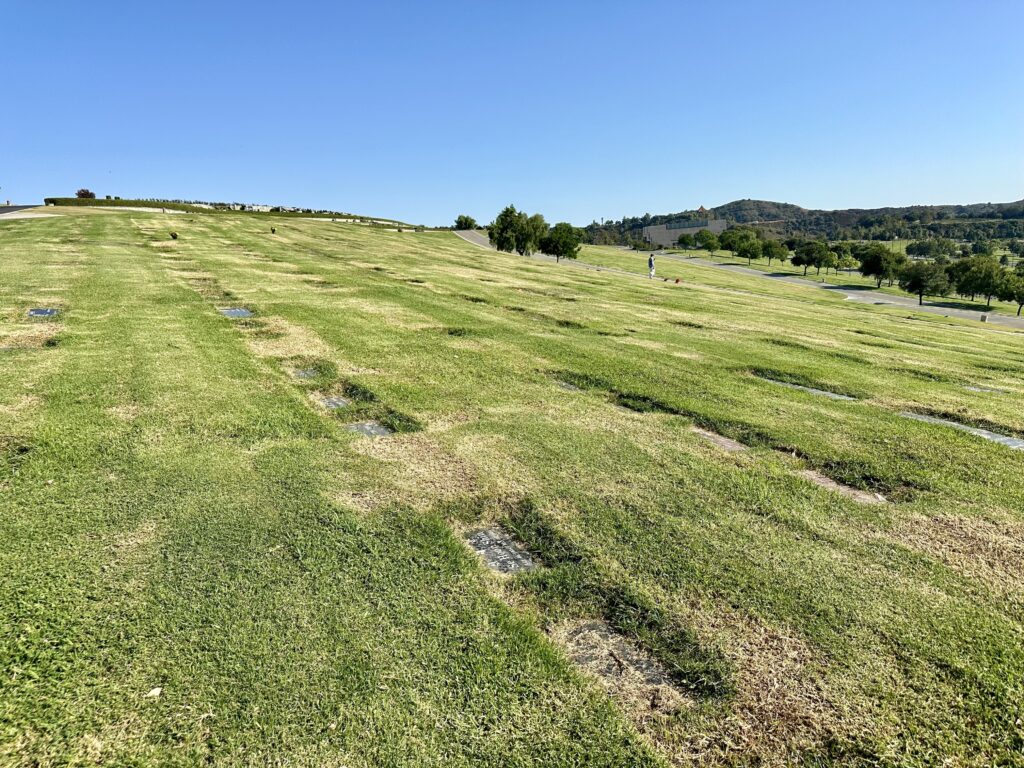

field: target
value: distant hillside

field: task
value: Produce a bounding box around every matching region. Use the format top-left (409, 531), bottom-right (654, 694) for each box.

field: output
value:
top-left (585, 198), bottom-right (1024, 244)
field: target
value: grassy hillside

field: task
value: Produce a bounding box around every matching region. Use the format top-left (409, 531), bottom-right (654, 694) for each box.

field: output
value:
top-left (1, 209), bottom-right (1022, 766)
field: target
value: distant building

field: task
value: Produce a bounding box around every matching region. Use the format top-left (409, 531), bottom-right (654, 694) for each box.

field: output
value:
top-left (641, 215), bottom-right (728, 248)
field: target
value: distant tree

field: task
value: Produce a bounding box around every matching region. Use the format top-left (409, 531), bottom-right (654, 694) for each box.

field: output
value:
top-left (676, 232), bottom-right (695, 248)
top-left (488, 205), bottom-right (521, 253)
top-left (76, 188), bottom-right (96, 199)
top-left (695, 229), bottom-right (719, 255)
top-left (1000, 254), bottom-right (1011, 266)
top-left (719, 226), bottom-right (761, 255)
top-left (540, 222), bottom-right (584, 263)
top-left (972, 239), bottom-right (995, 256)
top-left (1008, 239), bottom-right (1024, 257)
top-left (735, 237), bottom-right (763, 265)
top-left (997, 272), bottom-right (1024, 315)
top-left (454, 214), bottom-right (477, 230)
top-left (899, 261), bottom-right (950, 305)
top-left (817, 249), bottom-right (839, 275)
top-left (857, 242), bottom-right (906, 286)
top-left (837, 253), bottom-right (859, 274)
top-left (518, 213), bottom-right (548, 256)
top-left (761, 238), bottom-right (788, 266)
top-left (794, 240), bottom-right (830, 276)
top-left (960, 256), bottom-right (1003, 306)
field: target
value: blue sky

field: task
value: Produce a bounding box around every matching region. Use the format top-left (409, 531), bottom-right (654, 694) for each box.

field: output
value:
top-left (2, 1), bottom-right (1022, 225)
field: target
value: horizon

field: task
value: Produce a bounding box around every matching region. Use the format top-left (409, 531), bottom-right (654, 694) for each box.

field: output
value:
top-left (3, 1), bottom-right (1023, 226)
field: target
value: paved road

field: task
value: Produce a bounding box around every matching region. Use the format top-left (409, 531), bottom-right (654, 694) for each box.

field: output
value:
top-left (452, 232), bottom-right (1024, 331)
top-left (0, 205), bottom-right (55, 220)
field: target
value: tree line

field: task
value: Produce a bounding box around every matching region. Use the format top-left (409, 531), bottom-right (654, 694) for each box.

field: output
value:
top-left (676, 227), bottom-right (1024, 314)
top-left (454, 206), bottom-right (584, 263)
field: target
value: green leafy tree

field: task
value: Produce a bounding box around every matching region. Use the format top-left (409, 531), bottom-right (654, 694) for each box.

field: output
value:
top-left (858, 242), bottom-right (906, 286)
top-left (517, 213), bottom-right (548, 256)
top-left (676, 233), bottom-right (695, 248)
top-left (1008, 239), bottom-right (1024, 257)
top-left (837, 253), bottom-right (859, 274)
top-left (899, 261), bottom-right (950, 305)
top-left (817, 249), bottom-right (839, 275)
top-left (761, 238), bottom-right (788, 267)
top-left (695, 229), bottom-right (719, 255)
top-left (488, 205), bottom-right (522, 253)
top-left (961, 256), bottom-right (1003, 306)
top-left (997, 272), bottom-right (1024, 315)
top-left (794, 241), bottom-right (830, 276)
top-left (76, 188), bottom-right (96, 199)
top-left (454, 214), bottom-right (477, 230)
top-left (540, 222), bottom-right (583, 263)
top-left (735, 237), bottom-right (763, 265)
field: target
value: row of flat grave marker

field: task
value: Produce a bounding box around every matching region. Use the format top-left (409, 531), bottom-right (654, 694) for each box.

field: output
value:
top-left (900, 412), bottom-right (1024, 451)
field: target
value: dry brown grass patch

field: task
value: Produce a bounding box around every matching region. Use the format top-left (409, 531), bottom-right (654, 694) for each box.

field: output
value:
top-left (0, 324), bottom-right (64, 349)
top-left (243, 316), bottom-right (331, 359)
top-left (345, 433), bottom-right (478, 511)
top-left (662, 595), bottom-right (849, 766)
top-left (888, 514), bottom-right (1024, 595)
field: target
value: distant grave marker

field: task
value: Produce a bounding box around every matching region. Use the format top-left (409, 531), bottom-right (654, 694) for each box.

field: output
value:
top-left (757, 376), bottom-right (856, 401)
top-left (27, 308), bottom-right (59, 318)
top-left (345, 420), bottom-right (392, 437)
top-left (218, 307), bottom-right (253, 319)
top-left (798, 469), bottom-right (886, 504)
top-left (901, 412), bottom-right (1024, 450)
top-left (465, 528), bottom-right (536, 574)
top-left (293, 368), bottom-right (318, 379)
top-left (556, 380), bottom-right (582, 392)
top-left (691, 426), bottom-right (747, 453)
top-left (320, 395), bottom-right (350, 409)
top-left (964, 385), bottom-right (1006, 394)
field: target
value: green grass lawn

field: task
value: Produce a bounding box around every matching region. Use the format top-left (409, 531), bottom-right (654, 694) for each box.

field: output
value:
top-left (2, 209), bottom-right (1023, 766)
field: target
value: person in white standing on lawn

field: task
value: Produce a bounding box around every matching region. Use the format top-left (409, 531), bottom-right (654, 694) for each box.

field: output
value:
top-left (648, 252), bottom-right (656, 278)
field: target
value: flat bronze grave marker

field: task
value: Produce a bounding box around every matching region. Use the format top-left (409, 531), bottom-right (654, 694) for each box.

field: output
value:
top-left (27, 308), bottom-right (59, 318)
top-left (901, 412), bottom-right (1024, 450)
top-left (758, 377), bottom-right (855, 401)
top-left (218, 307), bottom-right (253, 319)
top-left (320, 395), bottom-right (350, 409)
top-left (345, 421), bottom-right (392, 437)
top-left (465, 528), bottom-right (536, 574)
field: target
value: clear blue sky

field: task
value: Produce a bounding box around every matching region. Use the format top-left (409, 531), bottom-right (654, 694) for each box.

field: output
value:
top-left (3, 1), bottom-right (1022, 225)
